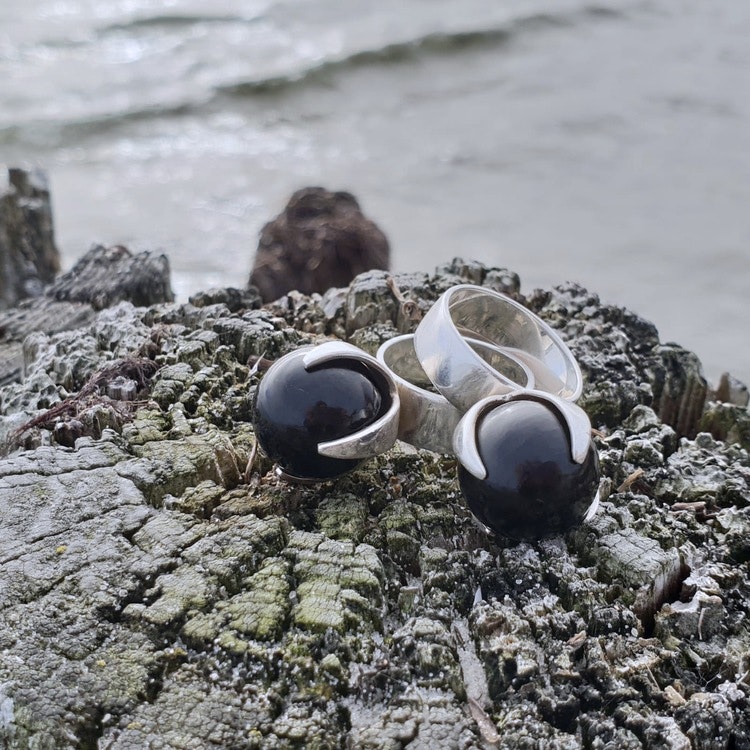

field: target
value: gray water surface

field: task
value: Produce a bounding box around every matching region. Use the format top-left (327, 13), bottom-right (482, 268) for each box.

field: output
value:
top-left (2, 0), bottom-right (749, 384)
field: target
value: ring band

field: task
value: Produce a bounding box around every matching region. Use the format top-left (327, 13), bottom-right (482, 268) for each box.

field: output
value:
top-left (413, 284), bottom-right (583, 411)
top-left (377, 333), bottom-right (536, 453)
top-left (377, 334), bottom-right (459, 453)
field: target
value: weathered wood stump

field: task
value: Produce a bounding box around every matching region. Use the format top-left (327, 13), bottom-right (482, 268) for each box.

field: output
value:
top-left (0, 243), bottom-right (175, 387)
top-left (0, 258), bottom-right (748, 749)
top-left (46, 243), bottom-right (174, 310)
top-left (0, 166), bottom-right (60, 308)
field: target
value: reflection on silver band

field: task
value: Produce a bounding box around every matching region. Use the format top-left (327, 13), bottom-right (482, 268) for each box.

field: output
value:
top-left (377, 334), bottom-right (461, 453)
top-left (377, 333), bottom-right (537, 453)
top-left (414, 285), bottom-right (583, 412)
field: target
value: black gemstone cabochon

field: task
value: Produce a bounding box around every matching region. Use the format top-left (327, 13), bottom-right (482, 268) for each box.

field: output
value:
top-left (458, 399), bottom-right (600, 539)
top-left (253, 349), bottom-right (389, 480)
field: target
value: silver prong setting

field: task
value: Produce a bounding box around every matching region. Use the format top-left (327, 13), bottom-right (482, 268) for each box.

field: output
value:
top-left (303, 341), bottom-right (401, 461)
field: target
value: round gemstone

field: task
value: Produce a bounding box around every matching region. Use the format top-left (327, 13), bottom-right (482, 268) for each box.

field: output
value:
top-left (252, 348), bottom-right (389, 480)
top-left (458, 399), bottom-right (600, 539)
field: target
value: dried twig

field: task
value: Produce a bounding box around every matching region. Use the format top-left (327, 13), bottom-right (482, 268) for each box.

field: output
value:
top-left (567, 631), bottom-right (587, 649)
top-left (14, 357), bottom-right (160, 439)
top-left (617, 468), bottom-right (645, 493)
top-left (247, 352), bottom-right (273, 375)
top-left (467, 696), bottom-right (500, 746)
top-left (671, 500), bottom-right (718, 522)
top-left (386, 276), bottom-right (422, 324)
top-left (244, 441), bottom-right (259, 484)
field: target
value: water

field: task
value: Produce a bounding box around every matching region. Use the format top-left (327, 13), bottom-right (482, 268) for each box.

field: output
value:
top-left (2, 0), bottom-right (749, 385)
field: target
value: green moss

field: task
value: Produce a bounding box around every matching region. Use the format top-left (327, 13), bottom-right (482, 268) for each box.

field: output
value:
top-left (169, 479), bottom-right (226, 517)
top-left (293, 585), bottom-right (346, 633)
top-left (181, 610), bottom-right (221, 644)
top-left (143, 567), bottom-right (215, 627)
top-left (85, 633), bottom-right (162, 712)
top-left (315, 493), bottom-right (368, 541)
top-left (227, 558), bottom-right (292, 641)
top-left (150, 362), bottom-right (195, 409)
top-left (385, 530), bottom-right (420, 575)
top-left (171, 337), bottom-right (217, 371)
top-left (378, 499), bottom-right (419, 532)
top-left (121, 408), bottom-right (170, 445)
top-left (119, 429), bottom-right (248, 506)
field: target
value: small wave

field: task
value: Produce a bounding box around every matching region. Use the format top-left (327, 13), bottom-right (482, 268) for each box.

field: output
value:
top-left (219, 5), bottom-right (625, 99)
top-left (2, 3), bottom-right (627, 142)
top-left (23, 13), bottom-right (259, 54)
top-left (220, 26), bottom-right (521, 98)
top-left (581, 4), bottom-right (626, 19)
top-left (0, 100), bottom-right (204, 147)
top-left (99, 13), bottom-right (255, 33)
top-left (72, 101), bottom-right (201, 133)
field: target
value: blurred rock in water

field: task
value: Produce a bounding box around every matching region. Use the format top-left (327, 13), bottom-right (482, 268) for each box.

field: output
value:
top-left (249, 187), bottom-right (390, 302)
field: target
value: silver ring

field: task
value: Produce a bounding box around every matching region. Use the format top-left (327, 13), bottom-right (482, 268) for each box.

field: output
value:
top-left (377, 334), bottom-right (460, 453)
top-left (377, 333), bottom-right (536, 453)
top-left (303, 342), bottom-right (400, 459)
top-left (453, 391), bottom-right (594, 479)
top-left (251, 283), bottom-right (599, 538)
top-left (252, 340), bottom-right (400, 482)
top-left (413, 284), bottom-right (583, 412)
top-left (452, 390), bottom-right (600, 539)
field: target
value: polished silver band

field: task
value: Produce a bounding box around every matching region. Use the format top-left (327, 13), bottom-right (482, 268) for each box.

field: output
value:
top-left (413, 284), bottom-right (583, 412)
top-left (377, 334), bottom-right (459, 453)
top-left (377, 333), bottom-right (537, 453)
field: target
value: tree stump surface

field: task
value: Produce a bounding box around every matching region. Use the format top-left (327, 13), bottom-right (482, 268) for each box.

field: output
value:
top-left (0, 260), bottom-right (748, 749)
top-left (0, 243), bottom-right (175, 388)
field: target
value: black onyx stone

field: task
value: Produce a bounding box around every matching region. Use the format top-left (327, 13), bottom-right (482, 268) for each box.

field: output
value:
top-left (253, 348), bottom-right (389, 480)
top-left (458, 399), bottom-right (600, 540)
